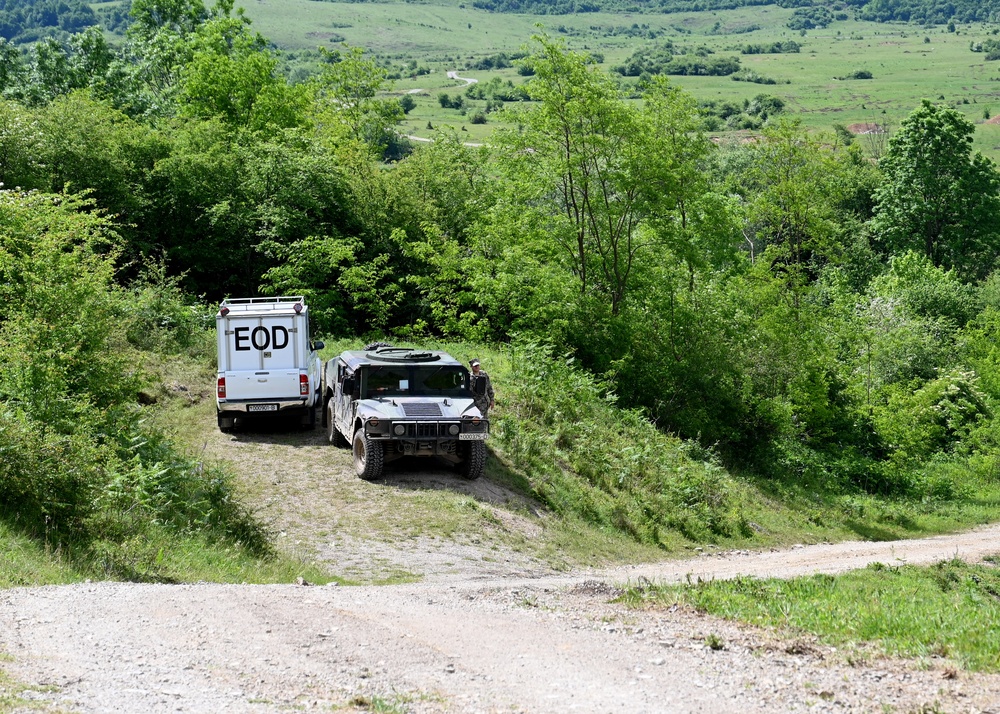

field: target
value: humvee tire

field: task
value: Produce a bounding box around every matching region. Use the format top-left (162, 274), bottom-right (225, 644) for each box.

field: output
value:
top-left (460, 440), bottom-right (486, 480)
top-left (353, 428), bottom-right (384, 480)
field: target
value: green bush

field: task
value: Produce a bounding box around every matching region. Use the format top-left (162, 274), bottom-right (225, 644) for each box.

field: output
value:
top-left (0, 190), bottom-right (268, 577)
top-left (490, 341), bottom-right (750, 547)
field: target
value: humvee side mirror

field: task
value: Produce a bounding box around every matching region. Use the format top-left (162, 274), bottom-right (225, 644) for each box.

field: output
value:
top-left (312, 340), bottom-right (325, 351)
top-left (473, 377), bottom-right (487, 395)
top-left (343, 377), bottom-right (355, 395)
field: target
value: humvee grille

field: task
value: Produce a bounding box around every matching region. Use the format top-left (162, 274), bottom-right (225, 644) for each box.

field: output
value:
top-left (402, 403), bottom-right (443, 417)
top-left (412, 423), bottom-right (440, 438)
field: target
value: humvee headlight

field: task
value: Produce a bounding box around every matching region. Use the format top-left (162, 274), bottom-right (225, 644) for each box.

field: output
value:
top-left (471, 417), bottom-right (481, 426)
top-left (448, 424), bottom-right (460, 436)
top-left (393, 423), bottom-right (406, 436)
top-left (368, 417), bottom-right (380, 428)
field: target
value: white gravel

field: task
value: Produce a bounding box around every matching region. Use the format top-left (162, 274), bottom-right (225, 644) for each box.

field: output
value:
top-left (2, 556), bottom-right (1000, 713)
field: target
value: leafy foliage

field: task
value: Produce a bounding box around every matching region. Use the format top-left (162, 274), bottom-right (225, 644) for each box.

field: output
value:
top-left (869, 100), bottom-right (1000, 281)
top-left (0, 190), bottom-right (268, 579)
top-left (491, 342), bottom-right (752, 544)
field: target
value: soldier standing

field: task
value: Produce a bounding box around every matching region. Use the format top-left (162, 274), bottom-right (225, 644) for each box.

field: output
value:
top-left (469, 358), bottom-right (495, 418)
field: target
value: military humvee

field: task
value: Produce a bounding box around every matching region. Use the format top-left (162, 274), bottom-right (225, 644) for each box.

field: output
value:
top-left (322, 345), bottom-right (489, 480)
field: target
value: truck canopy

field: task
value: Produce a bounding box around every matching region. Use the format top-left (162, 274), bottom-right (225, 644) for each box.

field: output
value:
top-left (218, 297), bottom-right (310, 401)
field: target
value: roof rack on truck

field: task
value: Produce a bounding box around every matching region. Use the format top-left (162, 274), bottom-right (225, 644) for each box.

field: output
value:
top-left (218, 296), bottom-right (307, 314)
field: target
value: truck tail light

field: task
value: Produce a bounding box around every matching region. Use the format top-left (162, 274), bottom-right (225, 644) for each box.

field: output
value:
top-left (217, 377), bottom-right (226, 399)
top-left (300, 373), bottom-right (309, 395)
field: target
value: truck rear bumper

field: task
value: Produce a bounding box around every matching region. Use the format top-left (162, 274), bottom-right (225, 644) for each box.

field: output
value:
top-left (217, 399), bottom-right (311, 416)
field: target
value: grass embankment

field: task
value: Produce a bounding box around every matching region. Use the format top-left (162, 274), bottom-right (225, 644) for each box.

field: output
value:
top-left (441, 340), bottom-right (1000, 551)
top-left (624, 557), bottom-right (1000, 672)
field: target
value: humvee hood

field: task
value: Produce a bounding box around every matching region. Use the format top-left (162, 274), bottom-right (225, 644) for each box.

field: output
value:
top-left (355, 397), bottom-right (482, 420)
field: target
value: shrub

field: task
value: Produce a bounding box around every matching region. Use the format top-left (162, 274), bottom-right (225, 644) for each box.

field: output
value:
top-left (489, 342), bottom-right (750, 547)
top-left (0, 190), bottom-right (268, 574)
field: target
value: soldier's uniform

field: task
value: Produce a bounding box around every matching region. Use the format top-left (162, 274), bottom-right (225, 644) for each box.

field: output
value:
top-left (469, 363), bottom-right (494, 418)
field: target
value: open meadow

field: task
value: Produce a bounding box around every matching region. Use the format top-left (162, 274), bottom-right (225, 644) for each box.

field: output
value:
top-left (237, 0), bottom-right (1000, 155)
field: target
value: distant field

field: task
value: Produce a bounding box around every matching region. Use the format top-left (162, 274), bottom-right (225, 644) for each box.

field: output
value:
top-left (236, 0), bottom-right (1000, 157)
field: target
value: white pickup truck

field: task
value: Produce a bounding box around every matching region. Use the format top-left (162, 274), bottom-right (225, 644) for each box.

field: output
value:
top-left (215, 296), bottom-right (324, 432)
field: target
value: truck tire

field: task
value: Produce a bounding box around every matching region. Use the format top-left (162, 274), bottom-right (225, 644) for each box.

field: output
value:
top-left (301, 404), bottom-right (317, 430)
top-left (459, 440), bottom-right (486, 480)
top-left (353, 428), bottom-right (384, 481)
top-left (327, 402), bottom-right (349, 447)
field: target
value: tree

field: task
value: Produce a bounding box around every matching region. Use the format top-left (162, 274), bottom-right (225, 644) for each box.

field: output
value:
top-left (311, 46), bottom-right (403, 158)
top-left (729, 120), bottom-right (843, 268)
top-left (176, 17), bottom-right (310, 132)
top-left (638, 75), bottom-right (738, 288)
top-left (129, 0), bottom-right (208, 39)
top-left (0, 100), bottom-right (45, 191)
top-left (0, 38), bottom-right (24, 92)
top-left (101, 0), bottom-right (216, 119)
top-left (21, 37), bottom-right (71, 106)
top-left (69, 26), bottom-right (114, 91)
top-left (33, 92), bottom-right (168, 271)
top-left (492, 36), bottom-right (715, 316)
top-left (869, 100), bottom-right (1000, 281)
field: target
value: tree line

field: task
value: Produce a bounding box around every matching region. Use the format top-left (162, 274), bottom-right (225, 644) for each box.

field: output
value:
top-left (467, 0), bottom-right (1000, 24)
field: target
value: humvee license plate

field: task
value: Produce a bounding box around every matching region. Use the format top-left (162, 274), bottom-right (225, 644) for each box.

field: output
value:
top-left (247, 403), bottom-right (278, 413)
top-left (459, 433), bottom-right (487, 440)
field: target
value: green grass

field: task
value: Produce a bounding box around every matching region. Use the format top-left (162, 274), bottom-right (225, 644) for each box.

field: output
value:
top-left (236, 0), bottom-right (1000, 158)
top-left (625, 557), bottom-right (1000, 671)
top-left (0, 513), bottom-right (341, 587)
top-left (0, 521), bottom-right (82, 588)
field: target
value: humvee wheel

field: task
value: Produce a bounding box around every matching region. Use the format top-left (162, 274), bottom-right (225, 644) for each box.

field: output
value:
top-left (327, 402), bottom-right (349, 447)
top-left (353, 428), bottom-right (384, 480)
top-left (460, 440), bottom-right (486, 480)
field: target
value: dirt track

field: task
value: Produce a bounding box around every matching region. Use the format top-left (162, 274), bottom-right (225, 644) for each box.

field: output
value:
top-left (2, 416), bottom-right (1000, 713)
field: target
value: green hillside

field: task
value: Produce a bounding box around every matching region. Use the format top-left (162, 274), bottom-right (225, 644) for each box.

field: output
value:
top-left (231, 0), bottom-right (1000, 158)
top-left (2, 0), bottom-right (1000, 598)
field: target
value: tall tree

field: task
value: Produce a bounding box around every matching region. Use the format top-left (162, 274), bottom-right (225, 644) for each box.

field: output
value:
top-left (492, 36), bottom-right (715, 316)
top-left (869, 100), bottom-right (1000, 281)
top-left (176, 16), bottom-right (309, 132)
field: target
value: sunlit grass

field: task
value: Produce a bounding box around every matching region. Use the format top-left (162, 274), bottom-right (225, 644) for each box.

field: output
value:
top-left (0, 521), bottom-right (82, 588)
top-left (238, 0), bottom-right (1000, 161)
top-left (626, 558), bottom-right (1000, 671)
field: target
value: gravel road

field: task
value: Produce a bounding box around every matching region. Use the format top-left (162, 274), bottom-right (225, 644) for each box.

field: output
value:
top-left (2, 413), bottom-right (1000, 713)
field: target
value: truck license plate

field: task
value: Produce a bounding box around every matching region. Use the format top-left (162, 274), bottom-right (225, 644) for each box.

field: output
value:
top-left (459, 433), bottom-right (487, 440)
top-left (247, 403), bottom-right (278, 413)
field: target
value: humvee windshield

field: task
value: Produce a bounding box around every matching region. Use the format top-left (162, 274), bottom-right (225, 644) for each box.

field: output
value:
top-left (365, 366), bottom-right (469, 398)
